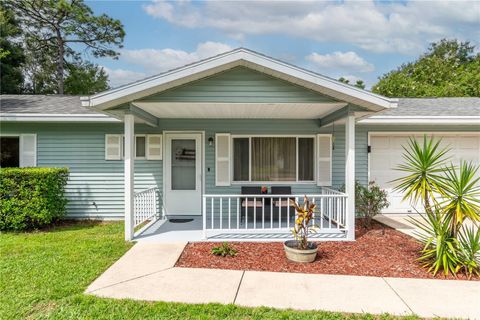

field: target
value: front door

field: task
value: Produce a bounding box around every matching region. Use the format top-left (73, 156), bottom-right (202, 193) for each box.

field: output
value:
top-left (165, 133), bottom-right (202, 215)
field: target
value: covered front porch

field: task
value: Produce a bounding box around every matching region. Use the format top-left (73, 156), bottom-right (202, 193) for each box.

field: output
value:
top-left (81, 48), bottom-right (397, 242)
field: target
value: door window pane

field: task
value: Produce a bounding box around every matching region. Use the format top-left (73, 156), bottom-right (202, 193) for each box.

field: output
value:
top-left (136, 136), bottom-right (146, 157)
top-left (171, 139), bottom-right (196, 190)
top-left (251, 137), bottom-right (296, 181)
top-left (298, 138), bottom-right (314, 181)
top-left (0, 137), bottom-right (20, 167)
top-left (233, 138), bottom-right (249, 181)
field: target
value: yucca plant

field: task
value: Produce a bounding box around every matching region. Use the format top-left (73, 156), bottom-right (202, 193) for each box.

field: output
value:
top-left (393, 135), bottom-right (449, 215)
top-left (458, 226), bottom-right (480, 279)
top-left (411, 211), bottom-right (460, 276)
top-left (439, 161), bottom-right (480, 237)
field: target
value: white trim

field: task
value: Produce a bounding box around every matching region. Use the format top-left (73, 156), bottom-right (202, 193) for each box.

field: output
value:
top-left (124, 114), bottom-right (135, 241)
top-left (231, 134), bottom-right (316, 184)
top-left (82, 48), bottom-right (396, 111)
top-left (0, 113), bottom-right (119, 122)
top-left (360, 116), bottom-right (480, 125)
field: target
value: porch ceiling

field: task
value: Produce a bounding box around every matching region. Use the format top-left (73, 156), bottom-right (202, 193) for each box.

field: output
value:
top-left (131, 101), bottom-right (348, 119)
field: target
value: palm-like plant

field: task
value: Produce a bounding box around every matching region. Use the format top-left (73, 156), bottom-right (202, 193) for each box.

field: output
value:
top-left (411, 212), bottom-right (460, 276)
top-left (393, 136), bottom-right (450, 215)
top-left (458, 226), bottom-right (480, 279)
top-left (290, 196), bottom-right (316, 250)
top-left (440, 161), bottom-right (480, 236)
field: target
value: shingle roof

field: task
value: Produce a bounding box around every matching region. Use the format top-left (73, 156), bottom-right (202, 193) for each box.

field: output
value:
top-left (0, 95), bottom-right (92, 114)
top-left (379, 98), bottom-right (480, 117)
top-left (1, 95), bottom-right (479, 117)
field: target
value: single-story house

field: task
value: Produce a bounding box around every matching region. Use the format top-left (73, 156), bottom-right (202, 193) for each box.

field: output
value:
top-left (1, 48), bottom-right (479, 242)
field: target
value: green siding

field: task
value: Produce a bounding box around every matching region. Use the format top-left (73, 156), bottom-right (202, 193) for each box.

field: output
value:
top-left (2, 121), bottom-right (478, 219)
top-left (138, 66), bottom-right (336, 103)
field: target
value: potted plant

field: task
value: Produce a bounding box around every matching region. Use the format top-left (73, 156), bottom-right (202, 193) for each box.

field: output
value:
top-left (284, 195), bottom-right (318, 263)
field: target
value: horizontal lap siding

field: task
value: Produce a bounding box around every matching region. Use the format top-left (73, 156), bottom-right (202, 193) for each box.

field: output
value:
top-left (140, 66), bottom-right (336, 103)
top-left (1, 123), bottom-right (162, 220)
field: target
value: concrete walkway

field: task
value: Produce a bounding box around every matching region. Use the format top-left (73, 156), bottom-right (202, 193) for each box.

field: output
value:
top-left (86, 243), bottom-right (480, 319)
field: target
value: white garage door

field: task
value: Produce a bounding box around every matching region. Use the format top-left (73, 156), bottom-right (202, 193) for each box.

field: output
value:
top-left (369, 133), bottom-right (480, 213)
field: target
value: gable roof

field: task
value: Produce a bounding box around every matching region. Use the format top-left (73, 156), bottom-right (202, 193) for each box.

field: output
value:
top-left (81, 48), bottom-right (397, 112)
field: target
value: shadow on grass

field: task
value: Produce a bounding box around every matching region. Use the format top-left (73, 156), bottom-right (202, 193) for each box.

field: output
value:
top-left (1, 219), bottom-right (121, 235)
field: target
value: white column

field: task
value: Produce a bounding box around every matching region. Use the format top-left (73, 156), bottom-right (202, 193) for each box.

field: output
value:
top-left (345, 113), bottom-right (356, 241)
top-left (124, 114), bottom-right (135, 241)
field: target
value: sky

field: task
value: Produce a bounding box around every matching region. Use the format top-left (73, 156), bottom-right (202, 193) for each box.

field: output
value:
top-left (86, 0), bottom-right (480, 89)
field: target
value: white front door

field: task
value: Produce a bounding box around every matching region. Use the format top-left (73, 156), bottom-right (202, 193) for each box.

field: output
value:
top-left (165, 133), bottom-right (202, 215)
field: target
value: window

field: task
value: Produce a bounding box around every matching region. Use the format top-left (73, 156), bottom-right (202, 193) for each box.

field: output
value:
top-left (135, 136), bottom-right (146, 158)
top-left (0, 137), bottom-right (20, 167)
top-left (232, 136), bottom-right (315, 182)
top-left (109, 134), bottom-right (160, 160)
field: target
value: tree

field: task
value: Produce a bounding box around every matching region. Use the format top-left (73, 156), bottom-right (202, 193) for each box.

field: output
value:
top-left (338, 77), bottom-right (366, 89)
top-left (0, 5), bottom-right (25, 93)
top-left (8, 0), bottom-right (124, 94)
top-left (64, 61), bottom-right (109, 95)
top-left (372, 39), bottom-right (480, 97)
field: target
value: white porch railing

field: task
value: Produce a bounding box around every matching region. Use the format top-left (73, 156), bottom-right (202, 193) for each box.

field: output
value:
top-left (134, 187), bottom-right (159, 228)
top-left (202, 188), bottom-right (348, 239)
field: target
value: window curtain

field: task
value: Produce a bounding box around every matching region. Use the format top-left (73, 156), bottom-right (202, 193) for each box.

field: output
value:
top-left (251, 137), bottom-right (296, 181)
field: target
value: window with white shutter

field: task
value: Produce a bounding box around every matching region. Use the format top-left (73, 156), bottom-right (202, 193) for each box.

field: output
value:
top-left (105, 134), bottom-right (122, 160)
top-left (317, 134), bottom-right (332, 186)
top-left (216, 133), bottom-right (231, 186)
top-left (19, 134), bottom-right (36, 167)
top-left (146, 134), bottom-right (162, 160)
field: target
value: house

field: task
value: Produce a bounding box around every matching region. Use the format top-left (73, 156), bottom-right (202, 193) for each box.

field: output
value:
top-left (1, 48), bottom-right (479, 242)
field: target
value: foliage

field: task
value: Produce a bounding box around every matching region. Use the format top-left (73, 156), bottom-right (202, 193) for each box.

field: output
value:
top-left (355, 181), bottom-right (389, 228)
top-left (440, 162), bottom-right (480, 236)
top-left (0, 167), bottom-right (69, 230)
top-left (396, 135), bottom-right (480, 277)
top-left (410, 212), bottom-right (460, 276)
top-left (211, 242), bottom-right (238, 257)
top-left (64, 60), bottom-right (109, 94)
top-left (290, 196), bottom-right (317, 250)
top-left (393, 135), bottom-right (449, 215)
top-left (0, 5), bottom-right (25, 93)
top-left (372, 39), bottom-right (480, 97)
top-left (1, 221), bottom-right (407, 319)
top-left (457, 226), bottom-right (480, 279)
top-left (338, 77), bottom-right (366, 89)
top-left (7, 0), bottom-right (124, 94)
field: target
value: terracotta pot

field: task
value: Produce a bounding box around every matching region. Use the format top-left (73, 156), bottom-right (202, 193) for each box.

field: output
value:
top-left (284, 240), bottom-right (318, 263)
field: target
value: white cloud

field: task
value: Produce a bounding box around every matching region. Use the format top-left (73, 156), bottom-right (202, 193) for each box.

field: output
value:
top-left (120, 41), bottom-right (233, 73)
top-left (306, 51), bottom-right (374, 73)
top-left (103, 67), bottom-right (147, 88)
top-left (142, 0), bottom-right (479, 55)
top-left (103, 41), bottom-right (233, 87)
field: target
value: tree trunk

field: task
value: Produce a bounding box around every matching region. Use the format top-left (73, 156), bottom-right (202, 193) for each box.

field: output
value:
top-left (56, 30), bottom-right (64, 94)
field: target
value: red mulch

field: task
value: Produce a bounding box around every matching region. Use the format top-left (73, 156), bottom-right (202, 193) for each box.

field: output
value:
top-left (175, 219), bottom-right (479, 281)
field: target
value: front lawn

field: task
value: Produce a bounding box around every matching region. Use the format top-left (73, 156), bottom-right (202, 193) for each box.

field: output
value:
top-left (0, 221), bottom-right (416, 319)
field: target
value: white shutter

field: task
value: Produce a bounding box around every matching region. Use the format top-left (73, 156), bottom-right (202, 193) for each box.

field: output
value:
top-left (105, 134), bottom-right (122, 160)
top-left (20, 134), bottom-right (37, 167)
top-left (146, 134), bottom-right (162, 160)
top-left (216, 133), bottom-right (231, 186)
top-left (317, 134), bottom-right (332, 186)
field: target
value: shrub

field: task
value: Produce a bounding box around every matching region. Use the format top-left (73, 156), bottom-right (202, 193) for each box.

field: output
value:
top-left (458, 226), bottom-right (480, 279)
top-left (211, 242), bottom-right (237, 257)
top-left (341, 181), bottom-right (389, 228)
top-left (0, 167), bottom-right (69, 230)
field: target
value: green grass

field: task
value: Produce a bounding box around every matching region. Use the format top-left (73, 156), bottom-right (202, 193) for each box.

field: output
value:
top-left (0, 221), bottom-right (418, 319)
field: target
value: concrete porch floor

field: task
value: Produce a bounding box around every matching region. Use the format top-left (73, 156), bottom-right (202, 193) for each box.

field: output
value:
top-left (134, 216), bottom-right (346, 243)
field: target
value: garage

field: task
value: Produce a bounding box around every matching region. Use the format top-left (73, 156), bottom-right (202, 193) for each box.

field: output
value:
top-left (369, 132), bottom-right (480, 213)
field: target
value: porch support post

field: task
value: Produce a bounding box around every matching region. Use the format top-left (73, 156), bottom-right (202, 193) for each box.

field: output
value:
top-left (345, 113), bottom-right (356, 241)
top-left (124, 114), bottom-right (135, 241)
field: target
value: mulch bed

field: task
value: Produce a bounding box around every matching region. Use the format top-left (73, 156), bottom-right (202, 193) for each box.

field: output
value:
top-left (175, 219), bottom-right (479, 281)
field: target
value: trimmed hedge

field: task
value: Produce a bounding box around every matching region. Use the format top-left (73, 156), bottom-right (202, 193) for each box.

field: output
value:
top-left (0, 167), bottom-right (69, 230)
